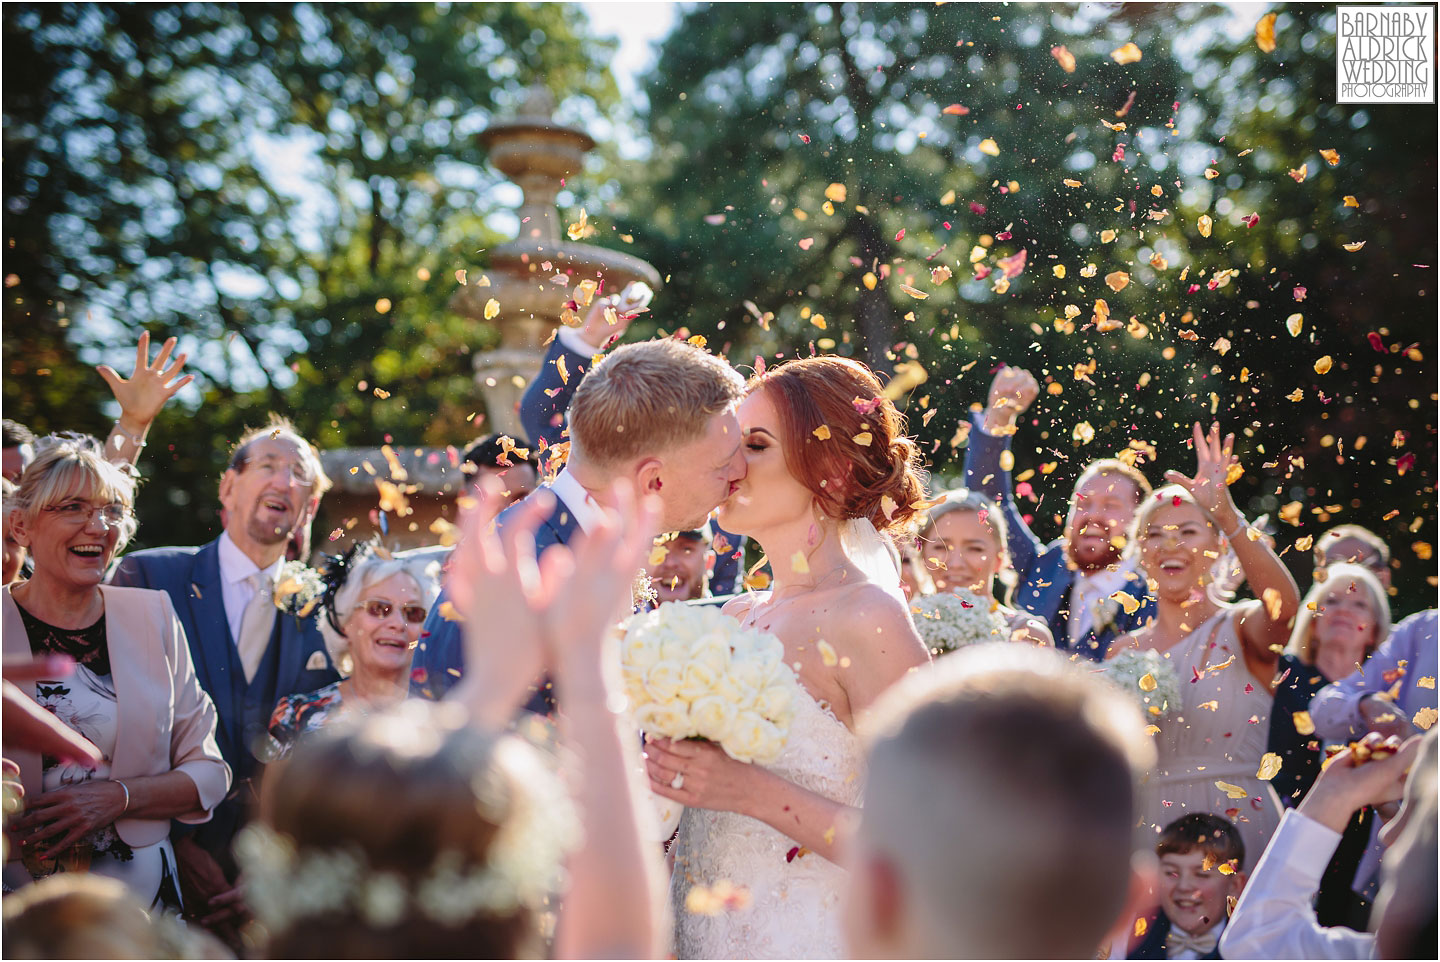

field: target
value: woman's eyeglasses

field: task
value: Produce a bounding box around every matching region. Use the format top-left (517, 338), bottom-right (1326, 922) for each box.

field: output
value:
top-left (361, 599), bottom-right (428, 624)
top-left (44, 500), bottom-right (128, 527)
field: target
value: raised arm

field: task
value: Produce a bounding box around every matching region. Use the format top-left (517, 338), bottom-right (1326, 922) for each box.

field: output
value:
top-left (97, 331), bottom-right (193, 469)
top-left (965, 366), bottom-right (1045, 577)
top-left (1166, 422), bottom-right (1300, 680)
top-left (1310, 611), bottom-right (1435, 741)
top-left (519, 290), bottom-right (642, 448)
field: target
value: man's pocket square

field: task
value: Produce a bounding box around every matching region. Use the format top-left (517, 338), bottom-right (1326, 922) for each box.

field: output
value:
top-left (305, 651), bottom-right (329, 671)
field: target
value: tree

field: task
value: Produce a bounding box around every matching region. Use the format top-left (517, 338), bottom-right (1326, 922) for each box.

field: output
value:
top-left (605, 2), bottom-right (1434, 613)
top-left (4, 2), bottom-right (617, 542)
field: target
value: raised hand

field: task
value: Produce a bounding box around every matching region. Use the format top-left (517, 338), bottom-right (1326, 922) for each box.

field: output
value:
top-left (1164, 422), bottom-right (1240, 524)
top-left (577, 282), bottom-right (652, 351)
top-left (983, 365), bottom-right (1039, 434)
top-left (96, 331), bottom-right (194, 431)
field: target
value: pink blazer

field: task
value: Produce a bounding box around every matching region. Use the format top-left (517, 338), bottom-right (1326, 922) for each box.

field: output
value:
top-left (3, 584), bottom-right (231, 847)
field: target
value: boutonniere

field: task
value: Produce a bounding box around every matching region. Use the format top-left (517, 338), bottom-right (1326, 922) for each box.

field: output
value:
top-left (1092, 596), bottom-right (1123, 637)
top-left (274, 561), bottom-right (325, 617)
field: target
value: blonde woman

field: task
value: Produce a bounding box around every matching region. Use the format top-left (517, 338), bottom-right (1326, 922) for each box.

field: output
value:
top-left (3, 436), bottom-right (228, 909)
top-left (918, 488), bottom-right (1053, 646)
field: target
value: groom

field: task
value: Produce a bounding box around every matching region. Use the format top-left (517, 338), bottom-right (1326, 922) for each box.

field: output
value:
top-left (411, 335), bottom-right (748, 705)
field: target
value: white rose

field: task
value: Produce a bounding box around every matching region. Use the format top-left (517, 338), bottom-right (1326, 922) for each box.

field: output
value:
top-left (622, 632), bottom-right (661, 673)
top-left (753, 683), bottom-right (794, 723)
top-left (660, 634), bottom-right (694, 662)
top-left (634, 700), bottom-right (695, 739)
top-left (690, 694), bottom-right (740, 742)
top-left (723, 711), bottom-right (785, 764)
top-left (689, 631), bottom-right (732, 675)
top-left (728, 651), bottom-right (777, 691)
top-left (676, 660), bottom-right (721, 701)
top-left (644, 660), bottom-right (686, 703)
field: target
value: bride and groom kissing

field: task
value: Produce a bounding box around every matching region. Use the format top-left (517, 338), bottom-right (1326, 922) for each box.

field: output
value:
top-left (412, 335), bottom-right (931, 957)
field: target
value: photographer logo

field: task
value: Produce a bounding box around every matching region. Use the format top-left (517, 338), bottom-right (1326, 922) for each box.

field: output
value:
top-left (1336, 6), bottom-right (1435, 103)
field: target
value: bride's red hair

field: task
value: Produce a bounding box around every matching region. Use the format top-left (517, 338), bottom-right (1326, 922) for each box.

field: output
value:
top-left (749, 355), bottom-right (924, 534)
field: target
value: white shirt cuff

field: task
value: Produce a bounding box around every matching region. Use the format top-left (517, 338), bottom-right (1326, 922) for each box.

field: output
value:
top-left (1274, 809), bottom-right (1344, 879)
top-left (557, 325), bottom-right (602, 357)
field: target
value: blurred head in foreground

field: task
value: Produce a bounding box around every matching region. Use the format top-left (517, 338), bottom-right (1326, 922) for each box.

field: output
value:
top-left (240, 701), bottom-right (575, 959)
top-left (2, 873), bottom-right (230, 959)
top-left (1374, 729), bottom-right (1438, 959)
top-left (846, 644), bottom-right (1156, 959)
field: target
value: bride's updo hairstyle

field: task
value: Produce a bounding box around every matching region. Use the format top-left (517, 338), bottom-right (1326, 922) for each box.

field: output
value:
top-left (238, 701), bottom-right (575, 959)
top-left (750, 356), bottom-right (924, 534)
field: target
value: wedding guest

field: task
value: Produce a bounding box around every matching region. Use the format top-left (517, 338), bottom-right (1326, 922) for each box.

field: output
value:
top-left (1310, 609), bottom-right (1437, 744)
top-left (1270, 564), bottom-right (1392, 807)
top-left (3, 477), bottom-right (25, 585)
top-left (1306, 607), bottom-right (1437, 921)
top-left (1128, 814), bottom-right (1246, 960)
top-left (3, 419), bottom-right (37, 483)
top-left (518, 289), bottom-right (748, 595)
top-left (265, 543), bottom-right (440, 759)
top-left (1220, 731), bottom-right (1434, 960)
top-left (2, 872), bottom-right (232, 959)
top-left (109, 415), bottom-right (337, 943)
top-left (896, 537), bottom-right (935, 600)
top-left (1314, 524), bottom-right (1392, 590)
top-left (1269, 564), bottom-right (1391, 927)
top-left (918, 488), bottom-right (1053, 646)
top-left (846, 644), bottom-right (1156, 959)
top-left (3, 437), bottom-right (229, 910)
top-left (1108, 423), bottom-right (1299, 861)
top-left (461, 432), bottom-right (539, 504)
top-left (413, 337), bottom-right (748, 705)
top-left (240, 477), bottom-right (664, 959)
top-left (965, 365), bottom-right (1155, 658)
top-left (646, 526), bottom-right (711, 603)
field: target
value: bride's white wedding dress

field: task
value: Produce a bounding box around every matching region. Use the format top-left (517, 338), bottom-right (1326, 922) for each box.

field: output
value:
top-left (667, 682), bottom-right (865, 960)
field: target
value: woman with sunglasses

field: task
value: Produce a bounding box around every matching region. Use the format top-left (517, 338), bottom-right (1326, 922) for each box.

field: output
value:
top-left (265, 542), bottom-right (439, 759)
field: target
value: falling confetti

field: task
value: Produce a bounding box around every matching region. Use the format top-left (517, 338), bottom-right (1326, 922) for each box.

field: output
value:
top-left (1255, 12), bottom-right (1278, 52)
top-left (1110, 42), bottom-right (1143, 65)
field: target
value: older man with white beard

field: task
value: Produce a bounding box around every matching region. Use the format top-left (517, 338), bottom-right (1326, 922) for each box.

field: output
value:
top-left (963, 366), bottom-right (1156, 659)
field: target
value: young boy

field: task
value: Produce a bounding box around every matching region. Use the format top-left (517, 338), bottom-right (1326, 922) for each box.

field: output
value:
top-left (1129, 813), bottom-right (1247, 959)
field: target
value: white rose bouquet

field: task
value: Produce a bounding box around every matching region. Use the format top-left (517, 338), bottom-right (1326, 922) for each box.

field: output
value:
top-left (1105, 648), bottom-right (1181, 719)
top-left (621, 602), bottom-right (800, 766)
top-left (910, 589), bottom-right (1009, 655)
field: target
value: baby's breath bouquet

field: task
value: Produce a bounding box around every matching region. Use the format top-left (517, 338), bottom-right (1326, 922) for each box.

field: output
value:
top-left (909, 589), bottom-right (1009, 656)
top-left (1105, 648), bottom-right (1181, 719)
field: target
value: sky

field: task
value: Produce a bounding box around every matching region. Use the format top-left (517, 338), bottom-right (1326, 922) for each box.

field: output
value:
top-left (580, 0), bottom-right (681, 101)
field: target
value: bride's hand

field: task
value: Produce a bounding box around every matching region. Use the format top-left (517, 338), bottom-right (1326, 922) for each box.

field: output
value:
top-left (645, 737), bottom-right (761, 815)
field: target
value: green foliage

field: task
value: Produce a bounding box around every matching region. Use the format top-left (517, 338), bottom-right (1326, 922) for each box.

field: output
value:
top-left (609, 2), bottom-right (1435, 612)
top-left (4, 2), bottom-right (616, 545)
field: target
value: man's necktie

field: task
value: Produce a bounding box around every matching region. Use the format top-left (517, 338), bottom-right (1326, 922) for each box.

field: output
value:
top-left (236, 571), bottom-right (276, 683)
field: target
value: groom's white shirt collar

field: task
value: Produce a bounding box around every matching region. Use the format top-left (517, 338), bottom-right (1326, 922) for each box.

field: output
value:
top-left (547, 468), bottom-right (603, 535)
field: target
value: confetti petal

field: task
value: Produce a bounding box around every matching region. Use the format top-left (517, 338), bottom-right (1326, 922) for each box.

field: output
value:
top-left (1257, 752), bottom-right (1283, 780)
top-left (1255, 12), bottom-right (1278, 53)
top-left (1215, 780), bottom-right (1249, 800)
top-left (1110, 42), bottom-right (1143, 65)
top-left (817, 640), bottom-right (838, 667)
top-left (1051, 45), bottom-right (1077, 73)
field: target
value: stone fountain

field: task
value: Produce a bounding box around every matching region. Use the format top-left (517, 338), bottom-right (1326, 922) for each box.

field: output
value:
top-left (451, 84), bottom-right (661, 438)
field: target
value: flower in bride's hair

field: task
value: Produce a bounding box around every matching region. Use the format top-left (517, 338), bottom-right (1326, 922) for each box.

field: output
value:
top-left (643, 660), bottom-right (686, 703)
top-left (691, 694), bottom-right (741, 742)
top-left (635, 700), bottom-right (695, 738)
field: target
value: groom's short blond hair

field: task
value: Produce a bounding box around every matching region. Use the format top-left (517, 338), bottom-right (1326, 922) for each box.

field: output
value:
top-left (568, 339), bottom-right (746, 468)
top-left (859, 645), bottom-right (1154, 959)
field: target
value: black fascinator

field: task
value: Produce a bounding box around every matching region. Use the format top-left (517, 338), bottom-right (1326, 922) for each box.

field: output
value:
top-left (319, 538), bottom-right (379, 638)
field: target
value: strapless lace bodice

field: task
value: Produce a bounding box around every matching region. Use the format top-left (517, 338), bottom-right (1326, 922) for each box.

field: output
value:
top-left (668, 685), bottom-right (865, 959)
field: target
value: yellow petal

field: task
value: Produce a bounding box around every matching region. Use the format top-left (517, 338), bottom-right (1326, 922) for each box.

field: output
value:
top-left (817, 639), bottom-right (838, 667)
top-left (484, 298), bottom-right (500, 320)
top-left (1257, 752), bottom-right (1283, 780)
top-left (1415, 707), bottom-right (1438, 730)
top-left (900, 284), bottom-right (929, 300)
top-left (1287, 313), bottom-right (1304, 336)
top-left (1105, 271), bottom-right (1130, 292)
top-left (824, 182), bottom-right (847, 203)
top-left (1293, 710), bottom-right (1315, 735)
top-left (852, 431), bottom-right (874, 446)
top-left (1198, 214), bottom-right (1213, 238)
top-left (1215, 780), bottom-right (1249, 800)
top-left (649, 545), bottom-right (669, 567)
top-left (790, 550), bottom-right (810, 574)
top-left (1319, 148), bottom-right (1340, 166)
top-left (1314, 355), bottom-right (1333, 374)
top-left (1138, 672), bottom-right (1158, 693)
top-left (1343, 195), bottom-right (1359, 207)
top-left (1111, 590), bottom-right (1142, 615)
top-left (978, 138), bottom-right (1000, 157)
top-left (1343, 241), bottom-right (1366, 252)
top-left (1255, 12), bottom-right (1278, 53)
top-left (1110, 42), bottom-right (1143, 65)
top-left (863, 271), bottom-right (878, 290)
top-left (813, 425), bottom-right (832, 440)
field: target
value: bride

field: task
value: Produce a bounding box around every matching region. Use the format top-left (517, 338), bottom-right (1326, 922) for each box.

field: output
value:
top-left (644, 355), bottom-right (931, 960)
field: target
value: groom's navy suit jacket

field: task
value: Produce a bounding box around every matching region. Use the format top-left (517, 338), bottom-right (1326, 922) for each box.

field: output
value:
top-left (110, 538), bottom-right (338, 863)
top-left (518, 335), bottom-right (747, 596)
top-left (409, 491), bottom-right (580, 709)
top-left (962, 410), bottom-right (1155, 660)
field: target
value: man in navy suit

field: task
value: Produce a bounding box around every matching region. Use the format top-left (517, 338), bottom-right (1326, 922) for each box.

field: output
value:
top-left (519, 289), bottom-right (748, 595)
top-left (412, 335), bottom-right (749, 704)
top-left (110, 416), bottom-right (338, 935)
top-left (964, 366), bottom-right (1156, 660)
